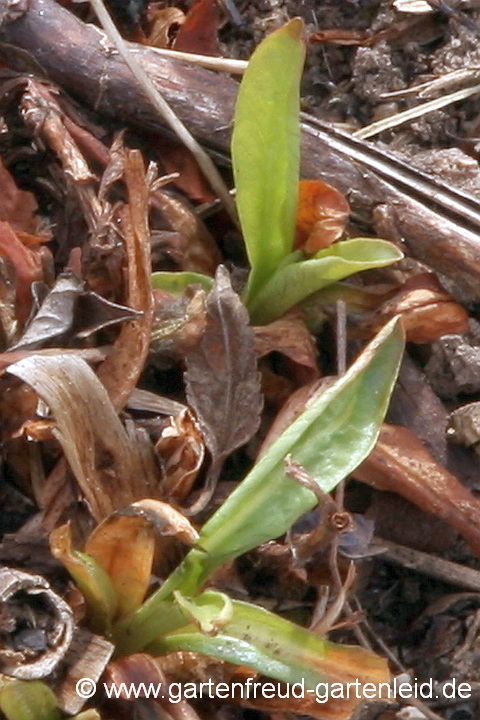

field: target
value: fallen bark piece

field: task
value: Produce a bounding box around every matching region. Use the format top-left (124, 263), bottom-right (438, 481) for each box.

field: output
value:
top-left (2, 0), bottom-right (480, 300)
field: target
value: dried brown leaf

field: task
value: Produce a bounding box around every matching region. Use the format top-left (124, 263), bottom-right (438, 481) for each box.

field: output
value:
top-left (8, 354), bottom-right (138, 521)
top-left (150, 286), bottom-right (207, 363)
top-left (0, 221), bottom-right (44, 324)
top-left (354, 424), bottom-right (480, 556)
top-left (254, 310), bottom-right (318, 375)
top-left (146, 6), bottom-right (185, 48)
top-left (185, 266), bottom-right (263, 512)
top-left (10, 272), bottom-right (84, 351)
top-left (156, 408), bottom-right (205, 503)
top-left (97, 149), bottom-right (154, 412)
top-left (84, 499), bottom-right (198, 617)
top-left (358, 273), bottom-right (468, 343)
top-left (152, 190), bottom-right (222, 274)
top-left (295, 179), bottom-right (350, 254)
top-left (173, 0), bottom-right (220, 56)
top-left (0, 158), bottom-right (41, 236)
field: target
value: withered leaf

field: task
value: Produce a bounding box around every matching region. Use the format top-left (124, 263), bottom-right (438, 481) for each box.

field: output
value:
top-left (354, 424), bottom-right (480, 556)
top-left (185, 265), bottom-right (263, 512)
top-left (254, 310), bottom-right (318, 374)
top-left (9, 272), bottom-right (84, 351)
top-left (7, 354), bottom-right (158, 521)
top-left (173, 0), bottom-right (220, 57)
top-left (74, 291), bottom-right (142, 339)
top-left (96, 149), bottom-right (154, 412)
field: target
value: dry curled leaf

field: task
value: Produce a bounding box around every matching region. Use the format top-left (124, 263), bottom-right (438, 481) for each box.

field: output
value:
top-left (254, 310), bottom-right (318, 376)
top-left (156, 408), bottom-right (205, 503)
top-left (356, 273), bottom-right (469, 343)
top-left (10, 272), bottom-right (84, 351)
top-left (96, 149), bottom-right (154, 412)
top-left (8, 354), bottom-right (147, 521)
top-left (84, 500), bottom-right (199, 617)
top-left (145, 6), bottom-right (185, 48)
top-left (150, 287), bottom-right (207, 363)
top-left (295, 179), bottom-right (350, 254)
top-left (354, 424), bottom-right (480, 556)
top-left (152, 190), bottom-right (222, 274)
top-left (185, 265), bottom-right (263, 512)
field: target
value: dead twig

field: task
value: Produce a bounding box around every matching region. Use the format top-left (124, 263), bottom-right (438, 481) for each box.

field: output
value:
top-left (375, 537), bottom-right (480, 592)
top-left (88, 0), bottom-right (238, 226)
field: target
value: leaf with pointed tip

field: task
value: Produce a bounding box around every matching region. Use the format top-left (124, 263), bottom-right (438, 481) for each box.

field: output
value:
top-left (114, 318), bottom-right (404, 654)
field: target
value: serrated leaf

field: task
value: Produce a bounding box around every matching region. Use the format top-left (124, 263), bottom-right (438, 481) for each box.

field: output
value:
top-left (248, 238), bottom-right (404, 324)
top-left (232, 19), bottom-right (306, 302)
top-left (184, 265), bottom-right (263, 510)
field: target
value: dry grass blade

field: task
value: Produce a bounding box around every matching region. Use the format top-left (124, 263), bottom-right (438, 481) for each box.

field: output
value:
top-left (354, 82), bottom-right (480, 139)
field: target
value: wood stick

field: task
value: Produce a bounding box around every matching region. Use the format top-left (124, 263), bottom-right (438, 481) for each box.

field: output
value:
top-left (375, 537), bottom-right (480, 592)
top-left (2, 0), bottom-right (480, 300)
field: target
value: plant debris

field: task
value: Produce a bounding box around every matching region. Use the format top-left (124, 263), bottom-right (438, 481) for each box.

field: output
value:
top-left (1, 2), bottom-right (480, 720)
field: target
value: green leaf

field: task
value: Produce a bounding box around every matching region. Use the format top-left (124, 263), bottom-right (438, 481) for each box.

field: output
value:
top-left (50, 525), bottom-right (118, 634)
top-left (0, 681), bottom-right (60, 720)
top-left (151, 271), bottom-right (214, 294)
top-left (248, 238), bottom-right (404, 324)
top-left (232, 18), bottom-right (306, 302)
top-left (173, 590), bottom-right (233, 633)
top-left (148, 593), bottom-right (390, 690)
top-left (113, 318), bottom-right (404, 654)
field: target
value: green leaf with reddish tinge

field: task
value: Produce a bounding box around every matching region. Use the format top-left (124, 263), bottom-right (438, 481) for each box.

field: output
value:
top-left (50, 524), bottom-right (118, 634)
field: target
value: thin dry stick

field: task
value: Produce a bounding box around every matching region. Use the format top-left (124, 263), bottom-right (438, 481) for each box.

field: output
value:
top-left (328, 540), bottom-right (373, 650)
top-left (375, 537), bottom-right (480, 591)
top-left (89, 0), bottom-right (238, 225)
top-left (354, 82), bottom-right (480, 139)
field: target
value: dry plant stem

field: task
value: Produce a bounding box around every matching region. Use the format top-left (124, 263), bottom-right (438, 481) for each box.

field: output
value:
top-left (352, 599), bottom-right (406, 673)
top-left (88, 0), bottom-right (238, 226)
top-left (375, 537), bottom-right (480, 591)
top-left (132, 44), bottom-right (247, 74)
top-left (354, 82), bottom-right (480, 139)
top-left (404, 697), bottom-right (447, 720)
top-left (334, 299), bottom-right (347, 509)
top-left (328, 539), bottom-right (373, 650)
